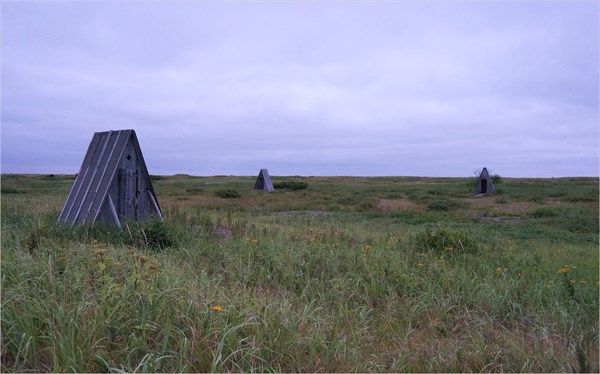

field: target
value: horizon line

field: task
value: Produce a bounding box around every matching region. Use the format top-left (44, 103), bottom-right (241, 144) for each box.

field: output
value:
top-left (2, 172), bottom-right (598, 179)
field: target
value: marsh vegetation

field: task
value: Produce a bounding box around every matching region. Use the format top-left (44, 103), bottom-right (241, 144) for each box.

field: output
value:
top-left (2, 174), bottom-right (598, 372)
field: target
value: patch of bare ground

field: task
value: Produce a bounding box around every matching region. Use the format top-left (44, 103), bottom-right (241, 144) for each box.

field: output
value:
top-left (377, 199), bottom-right (425, 212)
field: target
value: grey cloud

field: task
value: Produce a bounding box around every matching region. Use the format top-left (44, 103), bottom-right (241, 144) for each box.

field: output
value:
top-left (2, 1), bottom-right (598, 177)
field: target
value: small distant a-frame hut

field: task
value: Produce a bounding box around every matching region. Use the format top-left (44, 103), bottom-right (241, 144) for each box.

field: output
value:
top-left (253, 169), bottom-right (274, 192)
top-left (58, 129), bottom-right (163, 228)
top-left (474, 167), bottom-right (496, 195)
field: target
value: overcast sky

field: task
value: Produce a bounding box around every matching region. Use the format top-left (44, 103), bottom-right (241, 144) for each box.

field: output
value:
top-left (2, 1), bottom-right (598, 177)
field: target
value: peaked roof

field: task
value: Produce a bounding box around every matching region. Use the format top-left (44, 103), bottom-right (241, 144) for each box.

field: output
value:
top-left (58, 129), bottom-right (162, 226)
top-left (475, 167), bottom-right (496, 195)
top-left (253, 169), bottom-right (274, 192)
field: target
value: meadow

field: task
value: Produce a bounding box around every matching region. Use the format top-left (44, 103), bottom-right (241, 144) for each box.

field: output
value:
top-left (1, 173), bottom-right (598, 372)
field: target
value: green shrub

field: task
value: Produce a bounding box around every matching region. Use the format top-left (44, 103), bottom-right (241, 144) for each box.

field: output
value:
top-left (407, 191), bottom-right (431, 203)
top-left (492, 174), bottom-right (502, 184)
top-left (427, 199), bottom-right (460, 211)
top-left (414, 226), bottom-right (479, 255)
top-left (214, 189), bottom-right (241, 198)
top-left (126, 219), bottom-right (173, 250)
top-left (561, 207), bottom-right (599, 235)
top-left (529, 207), bottom-right (598, 236)
top-left (273, 181), bottom-right (308, 191)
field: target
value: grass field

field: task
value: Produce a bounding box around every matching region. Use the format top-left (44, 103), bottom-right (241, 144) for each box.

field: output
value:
top-left (1, 173), bottom-right (598, 372)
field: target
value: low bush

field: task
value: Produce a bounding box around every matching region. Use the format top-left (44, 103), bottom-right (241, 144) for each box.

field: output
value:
top-left (214, 189), bottom-right (241, 198)
top-left (273, 181), bottom-right (308, 191)
top-left (561, 207), bottom-right (599, 235)
top-left (408, 191), bottom-right (432, 203)
top-left (427, 199), bottom-right (460, 211)
top-left (126, 219), bottom-right (174, 250)
top-left (414, 226), bottom-right (479, 255)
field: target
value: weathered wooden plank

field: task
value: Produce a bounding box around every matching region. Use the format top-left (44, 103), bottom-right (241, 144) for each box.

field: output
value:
top-left (107, 195), bottom-right (122, 229)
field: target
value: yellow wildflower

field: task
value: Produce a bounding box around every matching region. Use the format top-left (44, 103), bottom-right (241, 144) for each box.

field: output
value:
top-left (252, 239), bottom-right (259, 245)
top-left (417, 263), bottom-right (424, 268)
top-left (210, 305), bottom-right (223, 312)
top-left (362, 245), bottom-right (372, 251)
top-left (496, 267), bottom-right (502, 273)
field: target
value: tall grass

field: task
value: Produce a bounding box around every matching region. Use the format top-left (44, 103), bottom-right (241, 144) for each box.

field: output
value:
top-left (1, 174), bottom-right (598, 372)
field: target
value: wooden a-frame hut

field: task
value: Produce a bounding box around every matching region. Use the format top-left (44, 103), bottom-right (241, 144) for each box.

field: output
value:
top-left (474, 167), bottom-right (496, 195)
top-left (58, 129), bottom-right (163, 228)
top-left (253, 169), bottom-right (274, 192)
